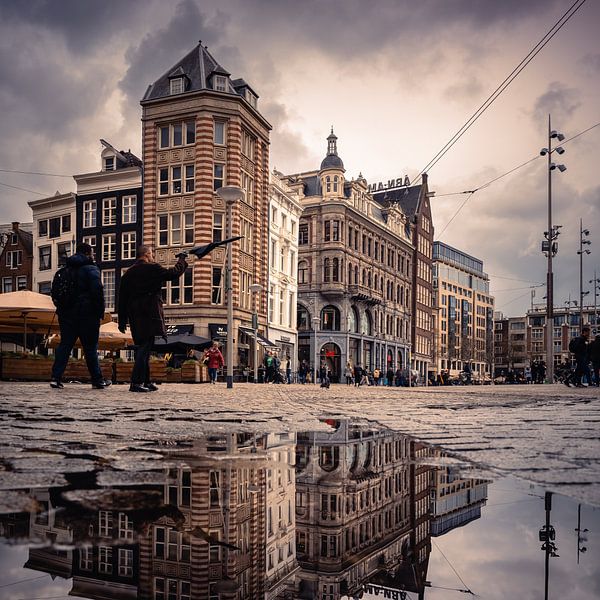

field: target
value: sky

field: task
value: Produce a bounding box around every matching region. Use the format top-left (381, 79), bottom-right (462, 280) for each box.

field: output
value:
top-left (0, 0), bottom-right (598, 316)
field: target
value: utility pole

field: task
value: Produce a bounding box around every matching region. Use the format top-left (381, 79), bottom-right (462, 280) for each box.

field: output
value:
top-left (578, 219), bottom-right (591, 332)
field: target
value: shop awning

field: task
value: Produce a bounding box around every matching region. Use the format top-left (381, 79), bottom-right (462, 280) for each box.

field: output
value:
top-left (238, 326), bottom-right (279, 349)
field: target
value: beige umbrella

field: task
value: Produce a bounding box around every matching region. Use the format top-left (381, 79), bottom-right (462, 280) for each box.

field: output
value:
top-left (46, 321), bottom-right (133, 351)
top-left (0, 290), bottom-right (111, 350)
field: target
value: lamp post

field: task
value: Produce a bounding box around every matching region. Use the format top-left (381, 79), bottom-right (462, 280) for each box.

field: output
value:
top-left (578, 220), bottom-right (591, 332)
top-left (249, 283), bottom-right (263, 383)
top-left (312, 315), bottom-right (320, 385)
top-left (216, 186), bottom-right (244, 389)
top-left (540, 116), bottom-right (566, 384)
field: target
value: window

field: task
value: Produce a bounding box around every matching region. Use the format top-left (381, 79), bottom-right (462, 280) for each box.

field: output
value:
top-left (6, 250), bottom-right (22, 269)
top-left (214, 121), bottom-right (225, 145)
top-left (118, 513), bottom-right (133, 540)
top-left (170, 77), bottom-right (183, 94)
top-left (321, 306), bottom-right (340, 331)
top-left (16, 276), bottom-right (27, 290)
top-left (297, 305), bottom-right (309, 331)
top-left (268, 286), bottom-right (274, 322)
top-left (324, 221), bottom-right (331, 242)
top-left (241, 129), bottom-right (255, 160)
top-left (332, 221), bottom-right (340, 241)
top-left (241, 170), bottom-right (253, 205)
top-left (185, 165), bottom-right (194, 193)
top-left (38, 219), bottom-right (48, 237)
top-left (82, 235), bottom-right (96, 254)
top-left (49, 217), bottom-right (61, 238)
top-left (98, 546), bottom-right (112, 574)
top-left (157, 213), bottom-right (194, 246)
top-left (241, 270), bottom-right (252, 310)
top-left (211, 267), bottom-right (223, 304)
top-left (172, 166), bottom-right (182, 194)
top-left (212, 213), bottom-right (223, 242)
top-left (213, 164), bottom-right (224, 191)
top-left (79, 547), bottom-right (93, 571)
top-left (159, 168), bottom-right (169, 196)
top-left (102, 198), bottom-right (117, 225)
top-left (57, 242), bottom-right (71, 267)
top-left (83, 200), bottom-right (96, 228)
top-left (209, 470), bottom-right (221, 507)
top-left (246, 89), bottom-right (258, 108)
top-left (2, 277), bottom-right (12, 293)
top-left (122, 196), bottom-right (137, 224)
top-left (102, 270), bottom-right (115, 310)
top-left (102, 234), bottom-right (116, 261)
top-left (163, 269), bottom-right (193, 305)
top-left (39, 246), bottom-right (51, 271)
top-left (99, 511), bottom-right (113, 537)
top-left (38, 282), bottom-right (51, 295)
top-left (240, 217), bottom-right (252, 253)
top-left (61, 215), bottom-right (71, 232)
top-left (103, 156), bottom-right (115, 171)
top-left (158, 121), bottom-right (195, 148)
top-left (118, 548), bottom-right (133, 577)
top-left (299, 224), bottom-right (308, 245)
top-left (214, 75), bottom-right (227, 92)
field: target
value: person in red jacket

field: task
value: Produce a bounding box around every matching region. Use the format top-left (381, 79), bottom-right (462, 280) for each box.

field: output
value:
top-left (203, 341), bottom-right (225, 384)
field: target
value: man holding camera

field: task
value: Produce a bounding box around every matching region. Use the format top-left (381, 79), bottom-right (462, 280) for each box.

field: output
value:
top-left (118, 246), bottom-right (187, 392)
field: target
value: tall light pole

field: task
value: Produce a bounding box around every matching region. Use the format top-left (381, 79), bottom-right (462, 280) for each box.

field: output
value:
top-left (540, 115), bottom-right (566, 383)
top-left (312, 315), bottom-right (320, 385)
top-left (578, 219), bottom-right (591, 332)
top-left (216, 186), bottom-right (244, 389)
top-left (249, 283), bottom-right (263, 383)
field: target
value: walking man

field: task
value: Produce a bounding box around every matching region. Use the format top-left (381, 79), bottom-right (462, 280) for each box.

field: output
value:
top-left (203, 340), bottom-right (224, 384)
top-left (590, 334), bottom-right (600, 387)
top-left (566, 326), bottom-right (591, 387)
top-left (118, 246), bottom-right (187, 392)
top-left (50, 243), bottom-right (110, 389)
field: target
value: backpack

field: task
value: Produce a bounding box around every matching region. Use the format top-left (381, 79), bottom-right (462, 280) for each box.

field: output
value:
top-left (51, 266), bottom-right (78, 310)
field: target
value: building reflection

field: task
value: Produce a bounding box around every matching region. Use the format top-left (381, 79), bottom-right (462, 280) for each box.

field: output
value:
top-left (0, 422), bottom-right (492, 599)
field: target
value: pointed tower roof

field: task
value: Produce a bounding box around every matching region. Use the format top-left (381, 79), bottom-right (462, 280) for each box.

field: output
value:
top-left (319, 127), bottom-right (345, 171)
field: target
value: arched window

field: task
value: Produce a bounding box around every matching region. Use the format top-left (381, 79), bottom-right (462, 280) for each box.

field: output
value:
top-left (321, 305), bottom-right (341, 331)
top-left (332, 257), bottom-right (339, 282)
top-left (334, 175), bottom-right (338, 192)
top-left (298, 260), bottom-right (309, 284)
top-left (354, 265), bottom-right (359, 284)
top-left (326, 175), bottom-right (331, 193)
top-left (362, 310), bottom-right (373, 336)
top-left (323, 258), bottom-right (331, 283)
top-left (400, 286), bottom-right (405, 306)
top-left (379, 312), bottom-right (384, 333)
top-left (348, 306), bottom-right (360, 333)
top-left (297, 305), bottom-right (310, 331)
top-left (362, 269), bottom-right (366, 286)
top-left (374, 274), bottom-right (378, 290)
top-left (396, 317), bottom-right (400, 337)
top-left (397, 284), bottom-right (401, 304)
top-left (367, 272), bottom-right (372, 288)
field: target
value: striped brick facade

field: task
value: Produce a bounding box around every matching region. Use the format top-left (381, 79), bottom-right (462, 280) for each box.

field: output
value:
top-left (141, 88), bottom-right (271, 371)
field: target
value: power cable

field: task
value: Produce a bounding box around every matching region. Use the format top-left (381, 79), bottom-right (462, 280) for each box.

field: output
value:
top-left (0, 168), bottom-right (71, 178)
top-left (431, 538), bottom-right (476, 595)
top-left (415, 0), bottom-right (587, 183)
top-left (489, 275), bottom-right (544, 283)
top-left (0, 180), bottom-right (48, 196)
top-left (0, 574), bottom-right (49, 588)
top-left (492, 284), bottom-right (545, 292)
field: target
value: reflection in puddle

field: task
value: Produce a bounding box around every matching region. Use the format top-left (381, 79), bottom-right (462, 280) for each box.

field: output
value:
top-left (0, 420), bottom-right (597, 599)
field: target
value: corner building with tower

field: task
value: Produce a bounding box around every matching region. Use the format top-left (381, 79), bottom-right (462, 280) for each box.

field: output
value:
top-left (140, 42), bottom-right (271, 375)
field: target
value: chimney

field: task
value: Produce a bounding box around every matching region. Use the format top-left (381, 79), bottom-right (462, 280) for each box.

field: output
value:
top-left (11, 221), bottom-right (19, 232)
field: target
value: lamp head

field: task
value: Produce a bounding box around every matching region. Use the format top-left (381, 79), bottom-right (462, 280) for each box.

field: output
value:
top-left (540, 148), bottom-right (549, 156)
top-left (549, 162), bottom-right (556, 170)
top-left (582, 229), bottom-right (590, 236)
top-left (555, 146), bottom-right (565, 155)
top-left (557, 164), bottom-right (567, 172)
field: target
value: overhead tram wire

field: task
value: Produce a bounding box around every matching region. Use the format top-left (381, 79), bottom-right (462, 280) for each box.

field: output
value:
top-left (0, 168), bottom-right (71, 177)
top-left (0, 180), bottom-right (48, 196)
top-left (431, 539), bottom-right (477, 596)
top-left (413, 0), bottom-right (587, 185)
top-left (434, 119), bottom-right (600, 238)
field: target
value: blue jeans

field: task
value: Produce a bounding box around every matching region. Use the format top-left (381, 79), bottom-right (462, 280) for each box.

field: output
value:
top-left (208, 367), bottom-right (218, 382)
top-left (52, 315), bottom-right (102, 382)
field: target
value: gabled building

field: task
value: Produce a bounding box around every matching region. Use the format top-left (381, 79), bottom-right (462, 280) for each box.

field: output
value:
top-left (285, 131), bottom-right (413, 381)
top-left (140, 42), bottom-right (271, 375)
top-left (0, 221), bottom-right (33, 293)
top-left (28, 192), bottom-right (76, 295)
top-left (373, 177), bottom-right (435, 383)
top-left (74, 140), bottom-right (143, 312)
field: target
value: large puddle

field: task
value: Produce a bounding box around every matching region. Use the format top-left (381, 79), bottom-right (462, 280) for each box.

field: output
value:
top-left (0, 419), bottom-right (597, 599)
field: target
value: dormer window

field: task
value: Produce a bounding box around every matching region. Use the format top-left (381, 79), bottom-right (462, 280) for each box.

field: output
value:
top-left (170, 78), bottom-right (184, 95)
top-left (213, 76), bottom-right (227, 92)
top-left (103, 156), bottom-right (115, 171)
top-left (245, 90), bottom-right (257, 108)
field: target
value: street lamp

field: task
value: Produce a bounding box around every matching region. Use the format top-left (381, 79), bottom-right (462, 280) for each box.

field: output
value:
top-left (312, 315), bottom-right (320, 385)
top-left (249, 283), bottom-right (263, 383)
top-left (216, 185), bottom-right (244, 389)
top-left (578, 220), bottom-right (591, 332)
top-left (540, 116), bottom-right (567, 384)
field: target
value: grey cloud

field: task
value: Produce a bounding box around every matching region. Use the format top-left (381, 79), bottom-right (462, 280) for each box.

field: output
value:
top-left (0, 0), bottom-right (145, 54)
top-left (531, 82), bottom-right (581, 125)
top-left (443, 76), bottom-right (484, 103)
top-left (581, 53), bottom-right (600, 73)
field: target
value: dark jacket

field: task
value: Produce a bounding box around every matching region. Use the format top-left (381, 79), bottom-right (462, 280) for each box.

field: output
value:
top-left (118, 257), bottom-right (187, 343)
top-left (59, 253), bottom-right (104, 320)
top-left (589, 337), bottom-right (600, 365)
top-left (570, 335), bottom-right (589, 360)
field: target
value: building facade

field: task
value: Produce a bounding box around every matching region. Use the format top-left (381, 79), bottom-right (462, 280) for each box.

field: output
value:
top-left (266, 170), bottom-right (303, 372)
top-left (286, 132), bottom-right (413, 382)
top-left (140, 42), bottom-right (271, 375)
top-left (0, 222), bottom-right (33, 293)
top-left (433, 241), bottom-right (495, 380)
top-left (373, 175), bottom-right (435, 383)
top-left (28, 192), bottom-right (76, 295)
top-left (74, 140), bottom-right (143, 312)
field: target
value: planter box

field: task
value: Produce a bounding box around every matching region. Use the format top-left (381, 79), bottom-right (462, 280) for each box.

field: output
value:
top-left (165, 369), bottom-right (182, 383)
top-left (64, 360), bottom-right (113, 382)
top-left (114, 360), bottom-right (167, 383)
top-left (1, 357), bottom-right (53, 381)
top-left (181, 362), bottom-right (200, 383)
top-left (115, 362), bottom-right (133, 383)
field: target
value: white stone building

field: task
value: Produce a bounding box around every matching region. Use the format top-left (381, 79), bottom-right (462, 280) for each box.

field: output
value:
top-left (28, 192), bottom-right (76, 295)
top-left (266, 170), bottom-right (303, 374)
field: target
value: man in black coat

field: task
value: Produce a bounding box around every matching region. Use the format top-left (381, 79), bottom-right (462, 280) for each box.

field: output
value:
top-left (118, 245), bottom-right (187, 392)
top-left (590, 334), bottom-right (600, 387)
top-left (566, 326), bottom-right (591, 387)
top-left (51, 243), bottom-right (109, 389)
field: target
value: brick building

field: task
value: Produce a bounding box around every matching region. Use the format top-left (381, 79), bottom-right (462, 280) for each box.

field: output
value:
top-left (0, 221), bottom-right (33, 293)
top-left (140, 42), bottom-right (271, 374)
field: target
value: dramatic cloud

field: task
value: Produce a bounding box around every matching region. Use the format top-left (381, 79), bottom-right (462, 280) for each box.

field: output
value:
top-left (531, 82), bottom-right (582, 124)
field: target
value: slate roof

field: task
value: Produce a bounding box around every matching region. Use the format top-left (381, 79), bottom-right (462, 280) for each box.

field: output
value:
top-left (142, 42), bottom-right (257, 104)
top-left (373, 184), bottom-right (423, 218)
top-left (320, 154), bottom-right (344, 170)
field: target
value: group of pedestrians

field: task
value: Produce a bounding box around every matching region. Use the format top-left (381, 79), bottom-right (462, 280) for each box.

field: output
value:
top-left (564, 326), bottom-right (600, 387)
top-left (344, 362), bottom-right (411, 387)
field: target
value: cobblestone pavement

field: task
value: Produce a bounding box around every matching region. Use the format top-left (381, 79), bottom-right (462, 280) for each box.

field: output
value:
top-left (0, 381), bottom-right (598, 507)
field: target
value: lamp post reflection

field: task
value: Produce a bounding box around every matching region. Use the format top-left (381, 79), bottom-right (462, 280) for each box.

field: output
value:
top-left (539, 491), bottom-right (559, 600)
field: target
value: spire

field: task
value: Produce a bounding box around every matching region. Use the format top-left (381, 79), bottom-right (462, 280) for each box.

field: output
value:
top-left (320, 128), bottom-right (344, 171)
top-left (327, 128), bottom-right (338, 156)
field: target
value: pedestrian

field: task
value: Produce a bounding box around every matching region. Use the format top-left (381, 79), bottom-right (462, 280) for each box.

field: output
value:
top-left (118, 245), bottom-right (187, 392)
top-left (394, 367), bottom-right (402, 387)
top-left (386, 366), bottom-right (394, 387)
top-left (361, 368), bottom-right (371, 386)
top-left (373, 367), bottom-right (381, 386)
top-left (589, 334), bottom-right (600, 387)
top-left (353, 363), bottom-right (363, 387)
top-left (538, 361), bottom-right (547, 384)
top-left (298, 360), bottom-right (307, 384)
top-left (285, 355), bottom-right (292, 384)
top-left (50, 242), bottom-right (111, 390)
top-left (203, 340), bottom-right (224, 384)
top-left (344, 362), bottom-right (353, 385)
top-left (319, 362), bottom-right (327, 385)
top-left (524, 365), bottom-right (532, 384)
top-left (566, 327), bottom-right (591, 387)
